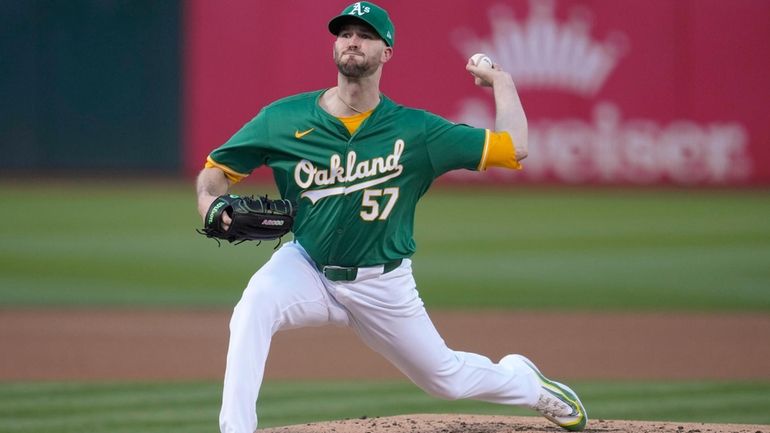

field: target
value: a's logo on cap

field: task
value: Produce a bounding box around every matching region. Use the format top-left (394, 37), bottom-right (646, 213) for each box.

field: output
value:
top-left (349, 2), bottom-right (370, 16)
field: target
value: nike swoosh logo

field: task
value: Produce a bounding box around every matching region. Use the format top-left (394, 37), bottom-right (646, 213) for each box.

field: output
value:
top-left (294, 128), bottom-right (315, 139)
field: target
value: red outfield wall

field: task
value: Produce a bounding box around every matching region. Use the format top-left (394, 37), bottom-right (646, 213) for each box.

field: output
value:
top-left (184, 0), bottom-right (770, 185)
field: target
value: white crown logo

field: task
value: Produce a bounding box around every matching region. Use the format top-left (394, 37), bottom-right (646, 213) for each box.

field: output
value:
top-left (454, 0), bottom-right (627, 96)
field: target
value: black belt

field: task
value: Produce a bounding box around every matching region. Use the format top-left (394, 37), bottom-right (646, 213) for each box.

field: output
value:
top-left (320, 259), bottom-right (403, 282)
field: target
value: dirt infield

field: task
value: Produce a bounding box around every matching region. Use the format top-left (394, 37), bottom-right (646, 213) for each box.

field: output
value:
top-left (2, 309), bottom-right (769, 380)
top-left (2, 309), bottom-right (769, 432)
top-left (259, 414), bottom-right (769, 433)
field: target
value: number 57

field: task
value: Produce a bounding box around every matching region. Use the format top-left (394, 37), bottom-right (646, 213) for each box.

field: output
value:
top-left (360, 187), bottom-right (400, 221)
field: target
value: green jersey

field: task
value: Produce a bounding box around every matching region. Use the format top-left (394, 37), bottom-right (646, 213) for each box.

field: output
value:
top-left (209, 90), bottom-right (487, 268)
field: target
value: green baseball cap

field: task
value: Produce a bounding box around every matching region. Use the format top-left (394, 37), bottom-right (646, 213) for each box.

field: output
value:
top-left (328, 1), bottom-right (395, 47)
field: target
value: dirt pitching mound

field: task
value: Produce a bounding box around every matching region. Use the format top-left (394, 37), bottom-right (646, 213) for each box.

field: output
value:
top-left (259, 414), bottom-right (769, 433)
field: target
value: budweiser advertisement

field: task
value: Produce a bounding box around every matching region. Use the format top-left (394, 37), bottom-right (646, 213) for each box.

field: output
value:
top-left (185, 0), bottom-right (770, 185)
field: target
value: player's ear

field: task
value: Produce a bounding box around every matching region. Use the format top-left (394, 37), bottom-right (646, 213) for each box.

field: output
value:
top-left (381, 46), bottom-right (393, 63)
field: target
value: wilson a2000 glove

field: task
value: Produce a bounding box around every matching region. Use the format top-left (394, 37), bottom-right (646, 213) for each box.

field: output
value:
top-left (198, 194), bottom-right (295, 244)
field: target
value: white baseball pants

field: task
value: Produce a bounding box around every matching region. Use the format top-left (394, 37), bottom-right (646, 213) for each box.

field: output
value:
top-left (219, 242), bottom-right (539, 433)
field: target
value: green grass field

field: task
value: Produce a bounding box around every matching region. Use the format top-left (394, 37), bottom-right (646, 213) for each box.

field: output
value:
top-left (1, 380), bottom-right (769, 433)
top-left (1, 181), bottom-right (768, 310)
top-left (1, 180), bottom-right (769, 431)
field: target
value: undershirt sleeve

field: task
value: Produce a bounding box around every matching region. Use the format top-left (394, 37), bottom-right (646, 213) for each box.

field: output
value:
top-left (479, 131), bottom-right (522, 171)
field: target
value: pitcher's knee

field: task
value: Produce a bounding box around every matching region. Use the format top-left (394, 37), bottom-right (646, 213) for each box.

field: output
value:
top-left (419, 377), bottom-right (465, 401)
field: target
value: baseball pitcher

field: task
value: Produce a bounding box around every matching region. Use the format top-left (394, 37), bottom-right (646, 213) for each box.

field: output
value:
top-left (195, 2), bottom-right (587, 432)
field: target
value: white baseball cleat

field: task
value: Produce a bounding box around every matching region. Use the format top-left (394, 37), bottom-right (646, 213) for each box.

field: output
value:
top-left (500, 354), bottom-right (588, 431)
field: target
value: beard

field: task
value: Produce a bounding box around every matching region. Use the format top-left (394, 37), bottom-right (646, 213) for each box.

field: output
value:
top-left (334, 48), bottom-right (379, 78)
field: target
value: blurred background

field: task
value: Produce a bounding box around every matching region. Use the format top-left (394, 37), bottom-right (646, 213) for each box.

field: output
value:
top-left (3, 0), bottom-right (769, 182)
top-left (1, 1), bottom-right (769, 432)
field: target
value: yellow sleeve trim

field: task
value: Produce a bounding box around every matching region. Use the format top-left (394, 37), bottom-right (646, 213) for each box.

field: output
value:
top-left (479, 131), bottom-right (522, 171)
top-left (477, 129), bottom-right (491, 171)
top-left (205, 156), bottom-right (249, 184)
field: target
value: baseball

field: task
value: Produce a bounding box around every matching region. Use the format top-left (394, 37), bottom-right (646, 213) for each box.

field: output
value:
top-left (469, 53), bottom-right (493, 69)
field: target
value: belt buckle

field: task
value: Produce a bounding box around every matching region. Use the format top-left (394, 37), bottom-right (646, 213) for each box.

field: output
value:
top-left (322, 265), bottom-right (358, 282)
